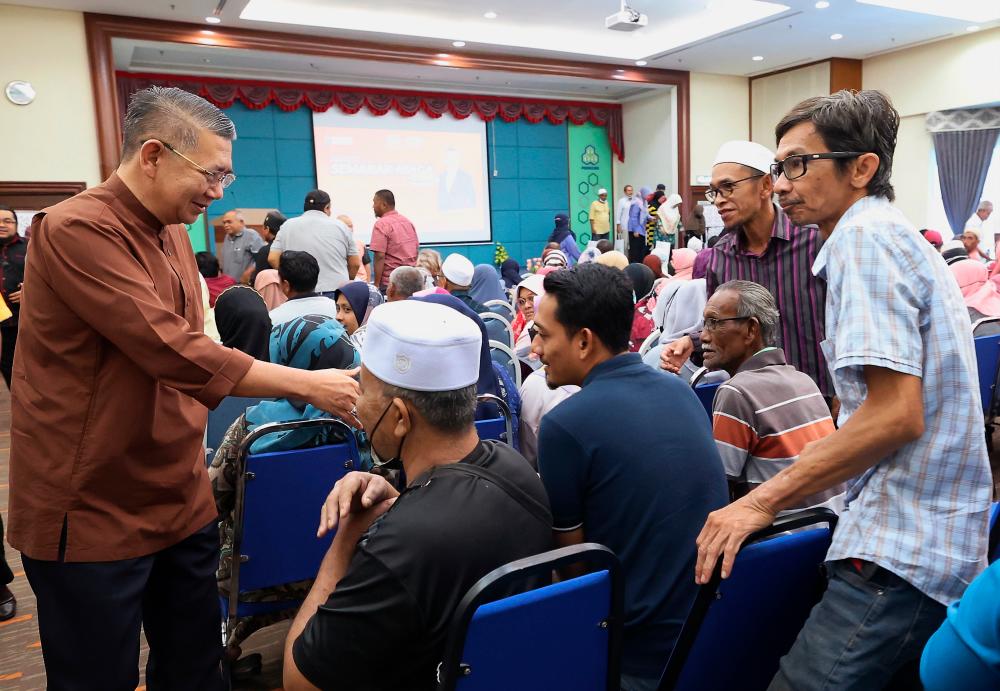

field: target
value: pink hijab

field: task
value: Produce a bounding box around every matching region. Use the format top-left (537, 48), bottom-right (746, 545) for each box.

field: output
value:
top-left (668, 248), bottom-right (697, 281)
top-left (950, 259), bottom-right (989, 300)
top-left (966, 276), bottom-right (1000, 317)
top-left (253, 269), bottom-right (287, 310)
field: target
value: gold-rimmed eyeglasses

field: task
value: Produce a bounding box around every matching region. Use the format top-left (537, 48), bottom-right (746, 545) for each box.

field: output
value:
top-left (160, 140), bottom-right (236, 190)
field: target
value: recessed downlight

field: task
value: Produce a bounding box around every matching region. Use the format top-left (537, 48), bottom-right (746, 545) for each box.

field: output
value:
top-left (815, 1), bottom-right (830, 8)
top-left (635, 60), bottom-right (648, 66)
top-left (830, 32), bottom-right (843, 39)
top-left (452, 40), bottom-right (466, 47)
top-left (484, 11), bottom-right (497, 19)
top-left (752, 55), bottom-right (764, 61)
top-left (204, 15), bottom-right (222, 24)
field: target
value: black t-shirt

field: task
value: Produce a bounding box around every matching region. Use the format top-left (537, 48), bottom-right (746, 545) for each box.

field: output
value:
top-left (292, 440), bottom-right (552, 690)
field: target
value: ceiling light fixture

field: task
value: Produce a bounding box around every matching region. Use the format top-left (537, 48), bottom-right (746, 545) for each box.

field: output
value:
top-left (204, 15), bottom-right (222, 24)
top-left (200, 30), bottom-right (216, 35)
top-left (616, 69), bottom-right (625, 73)
top-left (830, 33), bottom-right (843, 39)
top-left (437, 53), bottom-right (450, 57)
top-left (635, 59), bottom-right (648, 66)
top-left (452, 40), bottom-right (466, 47)
top-left (752, 55), bottom-right (765, 61)
top-left (484, 11), bottom-right (497, 19)
top-left (815, 1), bottom-right (830, 8)
top-left (967, 25), bottom-right (981, 31)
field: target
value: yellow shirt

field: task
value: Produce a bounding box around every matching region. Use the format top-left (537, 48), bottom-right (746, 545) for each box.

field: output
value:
top-left (589, 199), bottom-right (611, 234)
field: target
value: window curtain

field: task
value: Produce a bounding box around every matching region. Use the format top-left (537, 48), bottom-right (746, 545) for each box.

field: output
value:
top-left (116, 71), bottom-right (625, 162)
top-left (927, 107), bottom-right (1000, 236)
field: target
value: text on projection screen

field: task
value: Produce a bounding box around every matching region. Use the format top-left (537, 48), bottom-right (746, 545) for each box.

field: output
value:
top-left (313, 109), bottom-right (492, 244)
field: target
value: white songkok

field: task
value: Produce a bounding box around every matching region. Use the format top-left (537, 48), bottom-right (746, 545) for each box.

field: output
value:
top-left (363, 300), bottom-right (481, 392)
top-left (442, 253), bottom-right (475, 286)
top-left (598, 188), bottom-right (608, 195)
top-left (712, 140), bottom-right (776, 176)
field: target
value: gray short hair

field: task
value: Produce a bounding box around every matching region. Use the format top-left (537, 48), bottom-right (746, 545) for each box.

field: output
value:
top-left (389, 266), bottom-right (425, 299)
top-left (122, 86), bottom-right (236, 159)
top-left (716, 280), bottom-right (780, 347)
top-left (980, 200), bottom-right (994, 212)
top-left (381, 382), bottom-right (477, 433)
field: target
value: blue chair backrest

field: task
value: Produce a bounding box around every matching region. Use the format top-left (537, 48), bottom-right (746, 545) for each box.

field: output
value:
top-left (484, 317), bottom-right (512, 349)
top-left (974, 333), bottom-right (1000, 416)
top-left (660, 509), bottom-right (836, 691)
top-left (475, 417), bottom-right (507, 443)
top-left (439, 543), bottom-right (623, 691)
top-left (236, 426), bottom-right (360, 593)
top-left (457, 572), bottom-right (612, 691)
top-left (207, 396), bottom-right (266, 456)
top-left (693, 382), bottom-right (720, 419)
top-left (484, 300), bottom-right (515, 322)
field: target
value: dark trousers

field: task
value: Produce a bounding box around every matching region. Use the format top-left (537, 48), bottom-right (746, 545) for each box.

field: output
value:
top-left (592, 233), bottom-right (609, 243)
top-left (0, 325), bottom-right (17, 389)
top-left (628, 234), bottom-right (648, 263)
top-left (0, 514), bottom-right (13, 586)
top-left (22, 521), bottom-right (223, 691)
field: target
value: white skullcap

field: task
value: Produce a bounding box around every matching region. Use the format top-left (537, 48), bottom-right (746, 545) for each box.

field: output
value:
top-left (598, 188), bottom-right (608, 195)
top-left (712, 140), bottom-right (776, 176)
top-left (442, 253), bottom-right (475, 286)
top-left (363, 300), bottom-right (482, 392)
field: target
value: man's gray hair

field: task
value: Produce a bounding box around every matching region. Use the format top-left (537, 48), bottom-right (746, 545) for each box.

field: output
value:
top-left (389, 266), bottom-right (425, 299)
top-left (717, 280), bottom-right (780, 347)
top-left (121, 86), bottom-right (236, 159)
top-left (980, 200), bottom-right (994, 211)
top-left (381, 382), bottom-right (477, 433)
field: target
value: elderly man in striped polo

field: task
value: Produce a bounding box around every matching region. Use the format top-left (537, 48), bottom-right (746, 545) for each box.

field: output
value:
top-left (701, 280), bottom-right (845, 511)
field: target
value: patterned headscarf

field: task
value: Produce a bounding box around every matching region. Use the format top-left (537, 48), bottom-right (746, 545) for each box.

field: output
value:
top-left (244, 315), bottom-right (360, 453)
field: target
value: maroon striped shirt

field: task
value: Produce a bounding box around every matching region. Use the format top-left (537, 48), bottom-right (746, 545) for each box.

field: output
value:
top-left (706, 204), bottom-right (830, 396)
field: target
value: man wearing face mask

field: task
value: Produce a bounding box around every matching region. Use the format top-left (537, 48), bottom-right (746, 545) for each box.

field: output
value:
top-left (283, 299), bottom-right (552, 691)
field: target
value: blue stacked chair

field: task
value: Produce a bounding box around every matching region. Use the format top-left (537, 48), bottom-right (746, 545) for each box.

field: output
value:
top-left (657, 508), bottom-right (838, 691)
top-left (220, 418), bottom-right (361, 672)
top-left (437, 543), bottom-right (623, 691)
top-left (973, 327), bottom-right (1000, 449)
top-left (473, 393), bottom-right (514, 446)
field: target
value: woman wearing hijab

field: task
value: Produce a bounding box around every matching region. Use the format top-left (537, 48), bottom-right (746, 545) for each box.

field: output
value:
top-left (511, 273), bottom-right (545, 351)
top-left (253, 269), bottom-right (288, 311)
top-left (657, 193), bottom-right (683, 246)
top-left (951, 259), bottom-right (989, 299)
top-left (548, 213), bottom-right (581, 266)
top-left (209, 314), bottom-right (359, 662)
top-left (965, 275), bottom-right (1000, 336)
top-left (643, 254), bottom-right (664, 280)
top-left (214, 286), bottom-right (271, 361)
top-left (627, 187), bottom-right (651, 263)
top-left (596, 250), bottom-right (629, 270)
top-left (333, 280), bottom-right (385, 352)
top-left (624, 263), bottom-right (657, 352)
top-left (624, 263), bottom-right (655, 302)
top-left (500, 259), bottom-right (522, 290)
top-left (470, 264), bottom-right (506, 305)
top-left (667, 248), bottom-right (697, 282)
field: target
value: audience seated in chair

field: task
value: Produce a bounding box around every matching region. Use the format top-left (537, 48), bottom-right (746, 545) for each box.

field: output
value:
top-left (511, 274), bottom-right (545, 353)
top-left (469, 263), bottom-right (507, 305)
top-left (439, 253), bottom-right (488, 314)
top-left (518, 366), bottom-right (578, 469)
top-left (530, 263), bottom-right (728, 690)
top-left (196, 251), bottom-right (236, 307)
top-left (215, 285), bottom-right (272, 361)
top-left (268, 251), bottom-right (339, 326)
top-left (385, 265), bottom-right (425, 302)
top-left (282, 300), bottom-right (551, 691)
top-left (209, 314), bottom-right (360, 660)
top-left (701, 280), bottom-right (845, 511)
top-left (333, 280), bottom-right (385, 353)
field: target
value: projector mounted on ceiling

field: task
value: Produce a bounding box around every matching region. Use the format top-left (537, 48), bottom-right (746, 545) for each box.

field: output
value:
top-left (606, 1), bottom-right (648, 31)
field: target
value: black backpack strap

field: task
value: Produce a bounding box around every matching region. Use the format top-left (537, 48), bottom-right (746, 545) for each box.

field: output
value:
top-left (435, 458), bottom-right (551, 527)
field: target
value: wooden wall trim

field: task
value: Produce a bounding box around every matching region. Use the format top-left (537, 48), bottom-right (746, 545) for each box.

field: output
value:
top-left (83, 12), bottom-right (693, 213)
top-left (0, 181), bottom-right (88, 209)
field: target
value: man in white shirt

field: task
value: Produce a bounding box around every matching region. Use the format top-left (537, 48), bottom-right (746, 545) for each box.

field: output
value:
top-left (269, 190), bottom-right (360, 296)
top-left (268, 251), bottom-right (339, 326)
top-left (965, 200), bottom-right (994, 257)
top-left (615, 185), bottom-right (634, 240)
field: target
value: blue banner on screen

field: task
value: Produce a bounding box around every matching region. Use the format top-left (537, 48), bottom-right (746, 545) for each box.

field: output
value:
top-left (312, 109), bottom-right (492, 245)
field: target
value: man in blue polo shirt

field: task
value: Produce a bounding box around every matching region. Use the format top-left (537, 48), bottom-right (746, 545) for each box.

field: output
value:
top-left (532, 263), bottom-right (728, 691)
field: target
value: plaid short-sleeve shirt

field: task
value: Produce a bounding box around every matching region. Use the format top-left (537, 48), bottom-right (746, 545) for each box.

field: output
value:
top-left (814, 195), bottom-right (992, 605)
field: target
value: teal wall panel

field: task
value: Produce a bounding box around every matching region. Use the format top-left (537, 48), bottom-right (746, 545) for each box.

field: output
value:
top-left (214, 103), bottom-right (570, 267)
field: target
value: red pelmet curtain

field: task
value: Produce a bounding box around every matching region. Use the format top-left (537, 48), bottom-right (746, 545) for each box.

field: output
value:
top-left (116, 72), bottom-right (624, 161)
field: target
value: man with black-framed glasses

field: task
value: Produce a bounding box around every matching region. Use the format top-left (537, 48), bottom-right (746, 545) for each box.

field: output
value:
top-left (659, 140), bottom-right (829, 401)
top-left (696, 90), bottom-right (992, 690)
